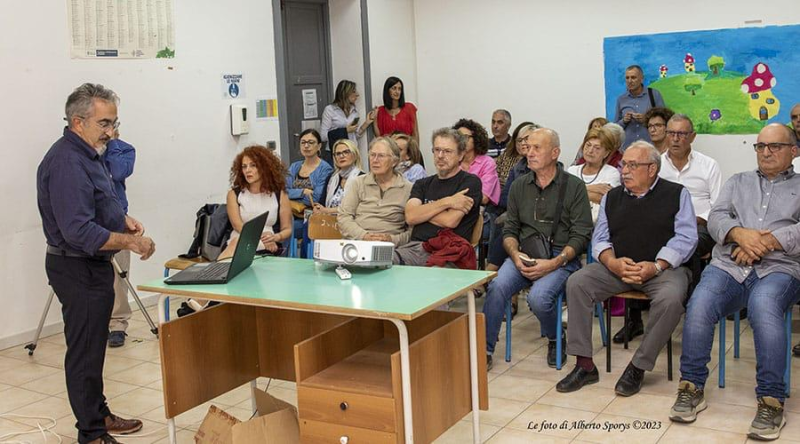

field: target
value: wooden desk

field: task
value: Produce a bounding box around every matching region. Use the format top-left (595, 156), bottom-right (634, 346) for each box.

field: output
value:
top-left (139, 257), bottom-right (495, 443)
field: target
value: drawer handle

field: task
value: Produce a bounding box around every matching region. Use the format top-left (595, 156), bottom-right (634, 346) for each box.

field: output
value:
top-left (339, 401), bottom-right (349, 411)
top-left (340, 437), bottom-right (349, 444)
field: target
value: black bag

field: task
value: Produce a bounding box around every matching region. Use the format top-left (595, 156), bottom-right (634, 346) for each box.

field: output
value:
top-left (519, 174), bottom-right (568, 259)
top-left (180, 204), bottom-right (233, 261)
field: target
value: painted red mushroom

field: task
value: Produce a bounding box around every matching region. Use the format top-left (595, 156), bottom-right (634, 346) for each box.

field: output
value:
top-left (684, 53), bottom-right (695, 64)
top-left (741, 62), bottom-right (776, 94)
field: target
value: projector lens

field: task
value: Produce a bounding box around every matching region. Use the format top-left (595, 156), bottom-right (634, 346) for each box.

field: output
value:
top-left (342, 243), bottom-right (359, 264)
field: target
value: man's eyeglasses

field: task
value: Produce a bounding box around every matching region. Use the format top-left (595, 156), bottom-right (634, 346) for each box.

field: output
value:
top-left (753, 142), bottom-right (794, 153)
top-left (620, 161), bottom-right (654, 170)
top-left (432, 147), bottom-right (457, 157)
top-left (81, 117), bottom-right (120, 132)
top-left (299, 140), bottom-right (318, 146)
top-left (647, 123), bottom-right (666, 130)
top-left (334, 151), bottom-right (352, 158)
top-left (665, 130), bottom-right (692, 139)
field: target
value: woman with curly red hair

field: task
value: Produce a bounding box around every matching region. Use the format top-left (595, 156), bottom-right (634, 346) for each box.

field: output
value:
top-left (219, 145), bottom-right (292, 258)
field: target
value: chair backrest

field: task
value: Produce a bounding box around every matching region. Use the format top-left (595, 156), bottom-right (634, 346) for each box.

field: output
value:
top-left (307, 213), bottom-right (342, 240)
top-left (469, 214), bottom-right (484, 248)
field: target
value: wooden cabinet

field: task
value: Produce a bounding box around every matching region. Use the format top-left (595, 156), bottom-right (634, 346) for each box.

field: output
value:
top-left (294, 310), bottom-right (489, 443)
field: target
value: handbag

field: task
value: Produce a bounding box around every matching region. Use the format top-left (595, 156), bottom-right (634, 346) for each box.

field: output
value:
top-left (290, 200), bottom-right (308, 218)
top-left (519, 174), bottom-right (568, 259)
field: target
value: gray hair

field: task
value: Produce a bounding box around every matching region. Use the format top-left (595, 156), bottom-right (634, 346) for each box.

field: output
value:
top-left (626, 64), bottom-right (644, 77)
top-left (532, 127), bottom-right (561, 148)
top-left (627, 141), bottom-right (661, 173)
top-left (65, 83), bottom-right (119, 128)
top-left (603, 122), bottom-right (625, 150)
top-left (668, 113), bottom-right (695, 133)
top-left (492, 109), bottom-right (512, 123)
top-left (369, 136), bottom-right (401, 161)
top-left (431, 127), bottom-right (467, 153)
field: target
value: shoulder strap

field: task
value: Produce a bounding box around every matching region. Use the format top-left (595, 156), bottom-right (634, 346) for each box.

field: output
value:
top-left (549, 174), bottom-right (568, 245)
top-left (648, 87), bottom-right (656, 108)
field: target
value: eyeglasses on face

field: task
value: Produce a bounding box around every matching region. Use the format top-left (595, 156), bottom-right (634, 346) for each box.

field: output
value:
top-left (620, 161), bottom-right (654, 170)
top-left (432, 147), bottom-right (457, 157)
top-left (369, 152), bottom-right (392, 161)
top-left (299, 140), bottom-right (318, 146)
top-left (334, 150), bottom-right (352, 158)
top-left (516, 135), bottom-right (530, 146)
top-left (665, 130), bottom-right (692, 139)
top-left (753, 142), bottom-right (794, 153)
top-left (647, 123), bottom-right (666, 130)
top-left (81, 117), bottom-right (120, 132)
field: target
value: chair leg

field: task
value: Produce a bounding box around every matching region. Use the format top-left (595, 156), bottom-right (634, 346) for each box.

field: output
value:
top-left (606, 302), bottom-right (612, 373)
top-left (556, 292), bottom-right (563, 370)
top-left (307, 240), bottom-right (314, 260)
top-left (667, 338), bottom-right (673, 381)
top-left (623, 299), bottom-right (629, 350)
top-left (504, 299), bottom-right (512, 363)
top-left (719, 319), bottom-right (726, 389)
top-left (597, 303), bottom-right (608, 347)
top-left (734, 310), bottom-right (740, 359)
top-left (786, 309), bottom-right (792, 398)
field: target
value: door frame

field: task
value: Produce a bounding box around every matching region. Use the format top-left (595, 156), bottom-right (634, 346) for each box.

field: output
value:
top-left (272, 0), bottom-right (373, 165)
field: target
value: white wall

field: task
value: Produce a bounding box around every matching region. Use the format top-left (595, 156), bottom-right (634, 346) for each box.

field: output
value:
top-left (329, 0), bottom-right (369, 159)
top-left (412, 0), bottom-right (800, 179)
top-left (0, 1), bottom-right (280, 347)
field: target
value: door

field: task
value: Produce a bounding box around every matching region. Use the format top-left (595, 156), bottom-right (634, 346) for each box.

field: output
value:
top-left (282, 0), bottom-right (332, 164)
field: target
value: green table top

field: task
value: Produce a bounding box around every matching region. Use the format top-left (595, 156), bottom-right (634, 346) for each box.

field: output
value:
top-left (140, 257), bottom-right (495, 320)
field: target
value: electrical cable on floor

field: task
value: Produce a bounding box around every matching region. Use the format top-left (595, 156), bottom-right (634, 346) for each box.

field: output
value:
top-left (108, 425), bottom-right (168, 438)
top-left (0, 413), bottom-right (61, 444)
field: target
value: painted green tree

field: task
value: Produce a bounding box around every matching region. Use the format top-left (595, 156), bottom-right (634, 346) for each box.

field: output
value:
top-left (707, 55), bottom-right (725, 76)
top-left (684, 74), bottom-right (704, 96)
top-left (156, 47), bottom-right (175, 58)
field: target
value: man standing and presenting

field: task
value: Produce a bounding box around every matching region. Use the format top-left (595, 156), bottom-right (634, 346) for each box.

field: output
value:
top-left (615, 65), bottom-right (666, 150)
top-left (104, 133), bottom-right (136, 347)
top-left (37, 83), bottom-right (156, 444)
top-left (393, 128), bottom-right (483, 266)
top-left (487, 109), bottom-right (512, 158)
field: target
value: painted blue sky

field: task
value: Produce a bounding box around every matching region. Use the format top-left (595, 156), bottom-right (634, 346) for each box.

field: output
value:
top-left (604, 24), bottom-right (800, 125)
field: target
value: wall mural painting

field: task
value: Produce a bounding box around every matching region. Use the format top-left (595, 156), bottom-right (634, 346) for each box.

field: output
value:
top-left (604, 24), bottom-right (800, 135)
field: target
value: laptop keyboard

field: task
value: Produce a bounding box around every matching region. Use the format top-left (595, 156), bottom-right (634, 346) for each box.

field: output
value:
top-left (193, 262), bottom-right (230, 280)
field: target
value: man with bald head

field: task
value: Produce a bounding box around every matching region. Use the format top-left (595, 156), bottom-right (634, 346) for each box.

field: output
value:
top-left (557, 141), bottom-right (697, 396)
top-left (669, 124), bottom-right (800, 441)
top-left (482, 127), bottom-right (592, 370)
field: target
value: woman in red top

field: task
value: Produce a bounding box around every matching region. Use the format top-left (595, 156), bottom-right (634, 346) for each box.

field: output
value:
top-left (373, 76), bottom-right (419, 143)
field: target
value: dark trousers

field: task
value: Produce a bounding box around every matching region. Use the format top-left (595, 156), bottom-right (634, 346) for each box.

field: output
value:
top-left (46, 254), bottom-right (115, 443)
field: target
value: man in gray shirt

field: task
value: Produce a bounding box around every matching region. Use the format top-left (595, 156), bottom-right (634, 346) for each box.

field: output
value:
top-left (614, 65), bottom-right (665, 150)
top-left (669, 124), bottom-right (800, 441)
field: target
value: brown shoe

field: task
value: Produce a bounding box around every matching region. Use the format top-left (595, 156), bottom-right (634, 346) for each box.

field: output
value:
top-left (105, 413), bottom-right (143, 435)
top-left (88, 434), bottom-right (121, 443)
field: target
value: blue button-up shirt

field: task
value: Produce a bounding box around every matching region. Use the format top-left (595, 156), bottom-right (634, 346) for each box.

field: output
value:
top-left (37, 128), bottom-right (127, 257)
top-left (614, 87), bottom-right (665, 150)
top-left (102, 138), bottom-right (136, 213)
top-left (592, 178), bottom-right (698, 268)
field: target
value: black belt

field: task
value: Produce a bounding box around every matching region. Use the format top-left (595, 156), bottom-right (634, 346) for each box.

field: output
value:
top-left (46, 245), bottom-right (112, 262)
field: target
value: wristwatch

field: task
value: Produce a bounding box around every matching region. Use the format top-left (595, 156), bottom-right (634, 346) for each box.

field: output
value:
top-left (653, 261), bottom-right (664, 276)
top-left (559, 252), bottom-right (569, 267)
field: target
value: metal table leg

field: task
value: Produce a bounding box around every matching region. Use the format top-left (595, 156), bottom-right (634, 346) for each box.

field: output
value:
top-left (467, 290), bottom-right (481, 443)
top-left (388, 319), bottom-right (414, 443)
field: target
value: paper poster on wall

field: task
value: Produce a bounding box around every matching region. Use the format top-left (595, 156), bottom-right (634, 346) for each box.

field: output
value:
top-left (604, 24), bottom-right (800, 134)
top-left (67, 0), bottom-right (176, 59)
top-left (222, 74), bottom-right (245, 99)
top-left (302, 89), bottom-right (318, 119)
top-left (256, 97), bottom-right (279, 120)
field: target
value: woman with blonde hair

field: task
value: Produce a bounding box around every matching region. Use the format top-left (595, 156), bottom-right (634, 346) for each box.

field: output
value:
top-left (313, 139), bottom-right (364, 214)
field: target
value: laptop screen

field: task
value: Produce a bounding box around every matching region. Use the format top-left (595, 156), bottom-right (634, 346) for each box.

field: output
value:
top-left (225, 210), bottom-right (269, 281)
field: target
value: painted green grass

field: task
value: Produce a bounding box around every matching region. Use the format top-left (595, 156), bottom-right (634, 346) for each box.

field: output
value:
top-left (650, 71), bottom-right (767, 134)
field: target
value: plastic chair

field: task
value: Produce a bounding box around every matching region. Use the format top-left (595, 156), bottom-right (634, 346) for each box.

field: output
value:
top-left (605, 291), bottom-right (673, 380)
top-left (718, 309), bottom-right (792, 397)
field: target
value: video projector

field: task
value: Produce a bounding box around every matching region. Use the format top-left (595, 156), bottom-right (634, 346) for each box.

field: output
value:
top-left (313, 239), bottom-right (394, 269)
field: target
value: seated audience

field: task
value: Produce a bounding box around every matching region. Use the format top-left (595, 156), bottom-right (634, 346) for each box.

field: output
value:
top-left (453, 118), bottom-right (501, 206)
top-left (483, 127), bottom-right (592, 370)
top-left (566, 128), bottom-right (621, 222)
top-left (393, 128), bottom-right (482, 267)
top-left (373, 76), bottom-right (419, 142)
top-left (286, 129), bottom-right (333, 257)
top-left (392, 133), bottom-right (427, 183)
top-left (557, 141), bottom-right (697, 397)
top-left (644, 107), bottom-right (675, 154)
top-left (494, 121), bottom-right (535, 194)
top-left (488, 109), bottom-right (512, 158)
top-left (669, 124), bottom-right (799, 441)
top-left (575, 122), bottom-right (624, 168)
top-left (319, 80), bottom-right (374, 164)
top-left (338, 137), bottom-right (413, 245)
top-left (313, 139), bottom-right (364, 215)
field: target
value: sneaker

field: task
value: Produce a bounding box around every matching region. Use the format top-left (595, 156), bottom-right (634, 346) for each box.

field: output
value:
top-left (105, 412), bottom-right (143, 435)
top-left (107, 331), bottom-right (126, 348)
top-left (669, 380), bottom-right (707, 423)
top-left (486, 355), bottom-right (493, 371)
top-left (748, 396), bottom-right (785, 441)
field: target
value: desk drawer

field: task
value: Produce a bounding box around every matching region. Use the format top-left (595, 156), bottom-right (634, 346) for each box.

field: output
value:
top-left (298, 386), bottom-right (396, 432)
top-left (300, 419), bottom-right (397, 444)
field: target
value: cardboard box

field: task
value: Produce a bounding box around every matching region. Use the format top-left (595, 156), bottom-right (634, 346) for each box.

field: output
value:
top-left (195, 388), bottom-right (299, 444)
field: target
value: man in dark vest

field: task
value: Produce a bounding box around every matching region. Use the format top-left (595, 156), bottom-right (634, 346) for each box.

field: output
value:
top-left (556, 141), bottom-right (697, 397)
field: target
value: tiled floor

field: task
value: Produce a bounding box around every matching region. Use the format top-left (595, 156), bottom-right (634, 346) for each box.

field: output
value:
top-left (2, 297), bottom-right (800, 443)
